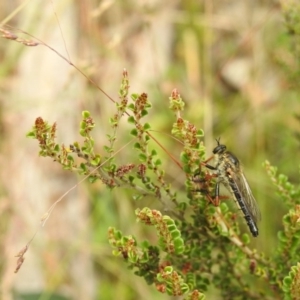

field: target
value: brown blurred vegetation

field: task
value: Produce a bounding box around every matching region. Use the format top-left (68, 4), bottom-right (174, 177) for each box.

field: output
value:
top-left (0, 0), bottom-right (299, 299)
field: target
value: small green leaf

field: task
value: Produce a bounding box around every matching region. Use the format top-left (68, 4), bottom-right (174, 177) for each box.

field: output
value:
top-left (91, 156), bottom-right (101, 166)
top-left (128, 116), bottom-right (135, 124)
top-left (134, 142), bottom-right (141, 149)
top-left (130, 129), bottom-right (138, 137)
top-left (155, 159), bottom-right (162, 166)
top-left (178, 202), bottom-right (187, 211)
top-left (139, 153), bottom-right (147, 162)
top-left (180, 152), bottom-right (189, 163)
top-left (180, 283), bottom-right (190, 294)
top-left (163, 217), bottom-right (174, 225)
top-left (151, 149), bottom-right (157, 156)
top-left (174, 238), bottom-right (184, 248)
top-left (80, 163), bottom-right (87, 172)
top-left (103, 145), bottom-right (113, 153)
top-left (182, 165), bottom-right (191, 173)
top-left (112, 249), bottom-right (121, 256)
top-left (67, 155), bottom-right (74, 162)
top-left (79, 129), bottom-right (86, 137)
top-left (82, 110), bottom-right (90, 118)
top-left (167, 224), bottom-right (176, 231)
top-left (80, 121), bottom-right (86, 129)
top-left (114, 230), bottom-right (122, 240)
top-left (157, 273), bottom-right (164, 282)
top-left (128, 103), bottom-right (135, 111)
top-left (133, 194), bottom-right (143, 201)
top-left (26, 131), bottom-right (36, 138)
top-left (220, 202), bottom-right (229, 213)
top-left (197, 129), bottom-right (204, 137)
top-left (283, 276), bottom-right (292, 286)
top-left (88, 175), bottom-right (97, 183)
top-left (141, 109), bottom-right (149, 117)
top-left (143, 123), bottom-right (151, 130)
top-left (171, 230), bottom-right (181, 239)
top-left (131, 93), bottom-right (139, 101)
top-left (164, 266), bottom-right (173, 273)
top-left (241, 233), bottom-right (250, 245)
top-left (109, 117), bottom-right (117, 126)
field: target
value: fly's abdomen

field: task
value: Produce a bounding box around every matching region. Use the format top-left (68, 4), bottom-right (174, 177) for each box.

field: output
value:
top-left (228, 178), bottom-right (259, 237)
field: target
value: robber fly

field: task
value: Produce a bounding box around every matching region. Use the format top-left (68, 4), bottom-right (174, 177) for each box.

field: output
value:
top-left (203, 138), bottom-right (261, 237)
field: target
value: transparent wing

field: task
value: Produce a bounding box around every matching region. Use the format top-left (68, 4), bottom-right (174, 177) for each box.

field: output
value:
top-left (231, 171), bottom-right (261, 224)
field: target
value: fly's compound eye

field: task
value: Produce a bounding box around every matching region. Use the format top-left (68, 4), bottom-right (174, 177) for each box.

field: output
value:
top-left (213, 144), bottom-right (226, 154)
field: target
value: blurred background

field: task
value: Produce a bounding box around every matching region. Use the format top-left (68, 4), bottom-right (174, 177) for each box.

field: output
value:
top-left (0, 0), bottom-right (299, 299)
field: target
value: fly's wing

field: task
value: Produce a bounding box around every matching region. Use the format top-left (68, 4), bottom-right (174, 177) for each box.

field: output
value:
top-left (230, 171), bottom-right (261, 224)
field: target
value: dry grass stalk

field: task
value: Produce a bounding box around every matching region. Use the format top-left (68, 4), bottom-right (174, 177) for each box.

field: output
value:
top-left (0, 27), bottom-right (39, 46)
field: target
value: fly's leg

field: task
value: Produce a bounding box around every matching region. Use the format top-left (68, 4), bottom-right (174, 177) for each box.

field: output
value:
top-left (201, 155), bottom-right (218, 172)
top-left (213, 182), bottom-right (220, 206)
top-left (198, 155), bottom-right (219, 205)
top-left (193, 155), bottom-right (228, 206)
top-left (192, 169), bottom-right (221, 206)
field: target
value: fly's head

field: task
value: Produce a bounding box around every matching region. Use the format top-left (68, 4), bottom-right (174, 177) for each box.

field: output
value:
top-left (212, 138), bottom-right (226, 155)
top-left (212, 139), bottom-right (240, 177)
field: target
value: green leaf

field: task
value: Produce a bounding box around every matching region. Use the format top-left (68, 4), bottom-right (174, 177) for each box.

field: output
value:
top-left (109, 117), bottom-right (117, 126)
top-left (128, 103), bottom-right (135, 111)
top-left (180, 284), bottom-right (190, 294)
top-left (141, 109), bottom-right (149, 117)
top-left (67, 155), bottom-right (74, 162)
top-left (167, 224), bottom-right (176, 231)
top-left (82, 110), bottom-right (90, 118)
top-left (131, 93), bottom-right (139, 101)
top-left (197, 129), bottom-right (204, 137)
top-left (154, 159), bottom-right (162, 166)
top-left (220, 202), bottom-right (229, 213)
top-left (130, 129), bottom-right (138, 137)
top-left (133, 194), bottom-right (143, 201)
top-left (79, 129), bottom-right (86, 137)
top-left (171, 230), bottom-right (181, 239)
top-left (139, 153), bottom-right (147, 162)
top-left (88, 175), bottom-right (97, 183)
top-left (163, 217), bottom-right (174, 225)
top-left (151, 149), bottom-right (157, 156)
top-left (80, 163), bottom-right (87, 172)
top-left (134, 142), bottom-right (141, 149)
top-left (241, 233), bottom-right (250, 245)
top-left (80, 121), bottom-right (86, 129)
top-left (26, 131), bottom-right (36, 138)
top-left (91, 155), bottom-right (101, 166)
top-left (283, 276), bottom-right (292, 286)
top-left (143, 123), bottom-right (151, 130)
top-left (112, 249), bottom-right (120, 256)
top-left (128, 116), bottom-right (135, 124)
top-left (164, 266), bottom-right (173, 273)
top-left (103, 145), bottom-right (113, 153)
top-left (114, 229), bottom-right (122, 240)
top-left (180, 152), bottom-right (189, 164)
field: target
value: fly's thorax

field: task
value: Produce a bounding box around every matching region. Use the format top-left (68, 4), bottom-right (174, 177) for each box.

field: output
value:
top-left (225, 151), bottom-right (240, 168)
top-left (213, 153), bottom-right (228, 180)
top-left (214, 151), bottom-right (240, 181)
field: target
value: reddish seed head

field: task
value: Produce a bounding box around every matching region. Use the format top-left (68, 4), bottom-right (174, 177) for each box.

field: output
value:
top-left (171, 88), bottom-right (179, 100)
